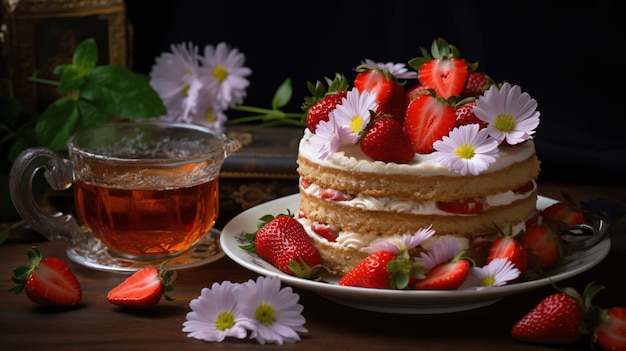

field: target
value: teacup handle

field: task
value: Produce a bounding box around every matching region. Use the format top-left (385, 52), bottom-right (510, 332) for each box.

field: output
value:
top-left (9, 147), bottom-right (105, 253)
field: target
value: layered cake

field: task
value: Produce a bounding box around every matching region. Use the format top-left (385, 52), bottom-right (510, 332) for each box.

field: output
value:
top-left (296, 38), bottom-right (541, 275)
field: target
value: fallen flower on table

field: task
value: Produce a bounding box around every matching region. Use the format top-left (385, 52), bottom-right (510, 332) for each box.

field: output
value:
top-left (183, 275), bottom-right (307, 345)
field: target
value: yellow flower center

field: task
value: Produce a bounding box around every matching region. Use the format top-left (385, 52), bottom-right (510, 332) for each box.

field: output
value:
top-left (480, 276), bottom-right (496, 287)
top-left (205, 107), bottom-right (217, 123)
top-left (214, 311), bottom-right (236, 331)
top-left (455, 144), bottom-right (475, 159)
top-left (182, 84), bottom-right (190, 97)
top-left (349, 115), bottom-right (363, 134)
top-left (254, 302), bottom-right (276, 326)
top-left (213, 65), bottom-right (228, 83)
top-left (493, 114), bottom-right (516, 134)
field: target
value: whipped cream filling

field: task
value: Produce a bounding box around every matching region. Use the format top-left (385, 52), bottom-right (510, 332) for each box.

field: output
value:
top-left (298, 129), bottom-right (537, 176)
top-left (301, 179), bottom-right (536, 216)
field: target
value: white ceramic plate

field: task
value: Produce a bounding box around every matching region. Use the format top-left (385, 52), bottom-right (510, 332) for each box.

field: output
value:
top-left (220, 194), bottom-right (611, 314)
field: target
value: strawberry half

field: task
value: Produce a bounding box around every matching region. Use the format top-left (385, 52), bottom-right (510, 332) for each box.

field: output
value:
top-left (353, 66), bottom-right (408, 124)
top-left (403, 93), bottom-right (456, 154)
top-left (413, 251), bottom-right (470, 290)
top-left (408, 37), bottom-right (472, 99)
top-left (106, 261), bottom-right (176, 309)
top-left (10, 246), bottom-right (82, 307)
top-left (302, 73), bottom-right (349, 132)
top-left (241, 212), bottom-right (322, 278)
top-left (541, 201), bottom-right (585, 227)
top-left (359, 115), bottom-right (415, 164)
top-left (521, 224), bottom-right (562, 269)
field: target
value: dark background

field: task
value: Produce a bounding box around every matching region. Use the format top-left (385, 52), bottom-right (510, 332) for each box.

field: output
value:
top-left (125, 0), bottom-right (625, 185)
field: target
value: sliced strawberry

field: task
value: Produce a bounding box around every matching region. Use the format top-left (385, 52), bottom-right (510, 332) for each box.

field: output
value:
top-left (10, 246), bottom-right (82, 307)
top-left (487, 230), bottom-right (528, 278)
top-left (300, 177), bottom-right (311, 189)
top-left (311, 221), bottom-right (339, 242)
top-left (513, 181), bottom-right (535, 195)
top-left (594, 306), bottom-right (626, 351)
top-left (413, 252), bottom-right (469, 290)
top-left (302, 73), bottom-right (350, 132)
top-left (107, 261), bottom-right (176, 309)
top-left (359, 116), bottom-right (415, 164)
top-left (353, 67), bottom-right (408, 124)
top-left (521, 224), bottom-right (561, 269)
top-left (437, 198), bottom-right (484, 214)
top-left (454, 100), bottom-right (487, 129)
top-left (408, 37), bottom-right (471, 99)
top-left (320, 189), bottom-right (353, 201)
top-left (461, 71), bottom-right (494, 98)
top-left (403, 93), bottom-right (456, 154)
top-left (541, 201), bottom-right (585, 227)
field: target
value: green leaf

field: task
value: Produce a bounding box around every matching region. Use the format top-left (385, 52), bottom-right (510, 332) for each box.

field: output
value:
top-left (35, 97), bottom-right (85, 151)
top-left (72, 38), bottom-right (98, 73)
top-left (81, 66), bottom-right (166, 118)
top-left (271, 78), bottom-right (293, 110)
top-left (57, 67), bottom-right (84, 93)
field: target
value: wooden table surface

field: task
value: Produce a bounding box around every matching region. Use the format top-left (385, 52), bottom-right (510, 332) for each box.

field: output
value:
top-left (1, 182), bottom-right (626, 351)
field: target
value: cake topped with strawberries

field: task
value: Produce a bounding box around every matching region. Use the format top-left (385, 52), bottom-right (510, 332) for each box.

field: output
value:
top-left (296, 37), bottom-right (541, 275)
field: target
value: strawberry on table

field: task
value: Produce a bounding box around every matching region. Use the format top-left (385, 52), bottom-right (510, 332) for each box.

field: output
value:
top-left (408, 37), bottom-right (472, 99)
top-left (10, 246), bottom-right (82, 307)
top-left (594, 306), bottom-right (626, 351)
top-left (302, 73), bottom-right (349, 133)
top-left (353, 65), bottom-right (408, 124)
top-left (106, 261), bottom-right (176, 309)
top-left (511, 282), bottom-right (603, 345)
top-left (241, 211), bottom-right (322, 278)
top-left (403, 93), bottom-right (456, 154)
top-left (359, 115), bottom-right (415, 164)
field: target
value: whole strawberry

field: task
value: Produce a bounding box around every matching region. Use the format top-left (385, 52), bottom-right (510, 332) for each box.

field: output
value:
top-left (594, 306), bottom-right (626, 351)
top-left (242, 212), bottom-right (322, 278)
top-left (511, 282), bottom-right (603, 345)
top-left (521, 223), bottom-right (562, 269)
top-left (486, 225), bottom-right (528, 279)
top-left (461, 71), bottom-right (494, 98)
top-left (353, 66), bottom-right (408, 124)
top-left (454, 100), bottom-right (488, 129)
top-left (107, 261), bottom-right (176, 309)
top-left (302, 73), bottom-right (349, 133)
top-left (413, 251), bottom-right (470, 290)
top-left (339, 251), bottom-right (398, 289)
top-left (10, 246), bottom-right (82, 307)
top-left (359, 115), bottom-right (415, 164)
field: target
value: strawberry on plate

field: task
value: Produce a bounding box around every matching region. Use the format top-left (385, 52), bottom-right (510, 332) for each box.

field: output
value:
top-left (413, 251), bottom-right (470, 290)
top-left (541, 201), bottom-right (585, 227)
top-left (521, 224), bottom-right (562, 269)
top-left (241, 212), bottom-right (322, 278)
top-left (353, 65), bottom-right (408, 124)
top-left (403, 93), bottom-right (456, 154)
top-left (359, 115), bottom-right (415, 164)
top-left (486, 225), bottom-right (528, 278)
top-left (107, 261), bottom-right (176, 309)
top-left (339, 251), bottom-right (399, 289)
top-left (10, 246), bottom-right (82, 307)
top-left (302, 73), bottom-right (349, 133)
top-left (408, 37), bottom-right (472, 99)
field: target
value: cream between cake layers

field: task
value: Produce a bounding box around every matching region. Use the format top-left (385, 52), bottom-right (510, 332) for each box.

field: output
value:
top-left (297, 129), bottom-right (540, 275)
top-left (295, 38), bottom-right (542, 275)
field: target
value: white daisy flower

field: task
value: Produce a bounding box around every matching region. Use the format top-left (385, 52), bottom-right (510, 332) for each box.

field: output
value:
top-left (473, 82), bottom-right (540, 145)
top-left (237, 275), bottom-right (307, 345)
top-left (365, 226), bottom-right (436, 254)
top-left (433, 124), bottom-right (500, 176)
top-left (199, 42), bottom-right (252, 110)
top-left (308, 114), bottom-right (347, 160)
top-left (182, 281), bottom-right (255, 342)
top-left (150, 42), bottom-right (203, 122)
top-left (460, 257), bottom-right (521, 290)
top-left (362, 59), bottom-right (418, 79)
top-left (331, 88), bottom-right (378, 144)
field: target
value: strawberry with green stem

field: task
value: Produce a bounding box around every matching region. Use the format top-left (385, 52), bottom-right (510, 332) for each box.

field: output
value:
top-left (413, 251), bottom-right (470, 290)
top-left (10, 246), bottom-right (82, 307)
top-left (241, 211), bottom-right (323, 278)
top-left (301, 73), bottom-right (349, 133)
top-left (106, 261), bottom-right (176, 309)
top-left (486, 224), bottom-right (528, 279)
top-left (408, 37), bottom-right (475, 99)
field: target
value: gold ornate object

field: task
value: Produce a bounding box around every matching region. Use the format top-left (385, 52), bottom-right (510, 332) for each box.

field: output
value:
top-left (0, 0), bottom-right (130, 116)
